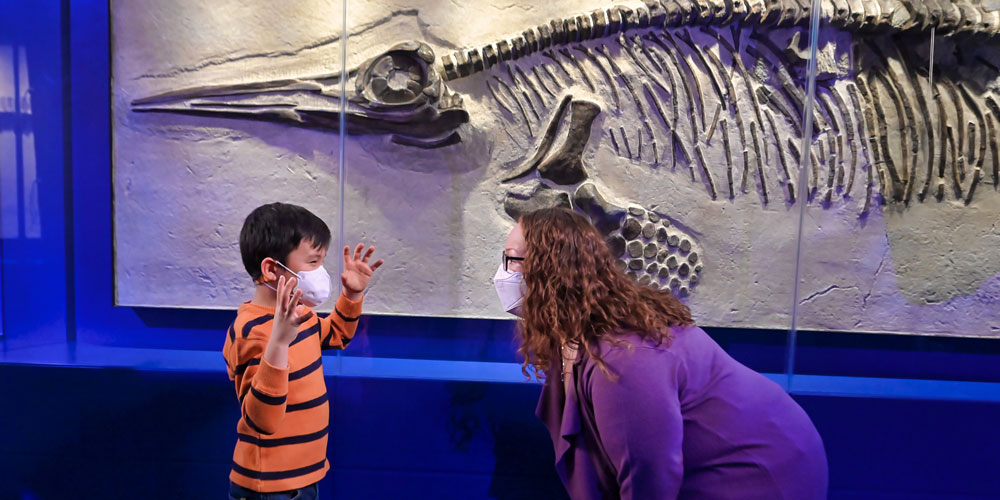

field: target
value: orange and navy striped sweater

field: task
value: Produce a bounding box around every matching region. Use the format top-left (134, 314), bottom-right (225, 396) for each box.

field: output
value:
top-left (222, 293), bottom-right (362, 492)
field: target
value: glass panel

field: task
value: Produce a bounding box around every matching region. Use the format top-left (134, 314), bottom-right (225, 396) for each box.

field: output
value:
top-left (108, 0), bottom-right (344, 312)
top-left (337, 1), bottom-right (802, 372)
top-left (792, 1), bottom-right (1000, 383)
top-left (338, 0), bottom-right (518, 363)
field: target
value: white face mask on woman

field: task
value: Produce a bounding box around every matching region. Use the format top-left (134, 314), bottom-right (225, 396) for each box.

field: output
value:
top-left (267, 260), bottom-right (333, 307)
top-left (493, 264), bottom-right (526, 316)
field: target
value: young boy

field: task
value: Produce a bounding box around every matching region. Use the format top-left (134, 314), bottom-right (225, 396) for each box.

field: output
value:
top-left (224, 202), bottom-right (383, 499)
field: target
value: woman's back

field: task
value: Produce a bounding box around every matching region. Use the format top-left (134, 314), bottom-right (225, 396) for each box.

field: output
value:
top-left (650, 325), bottom-right (827, 498)
top-left (541, 325), bottom-right (828, 499)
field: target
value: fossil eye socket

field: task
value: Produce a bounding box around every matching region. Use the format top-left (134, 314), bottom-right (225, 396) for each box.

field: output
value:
top-left (363, 50), bottom-right (429, 105)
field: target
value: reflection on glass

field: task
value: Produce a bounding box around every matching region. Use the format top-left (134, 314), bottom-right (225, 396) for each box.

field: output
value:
top-left (1, 44), bottom-right (40, 240)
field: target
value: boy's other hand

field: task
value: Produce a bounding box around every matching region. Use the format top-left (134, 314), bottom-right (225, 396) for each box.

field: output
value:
top-left (272, 275), bottom-right (315, 346)
top-left (342, 243), bottom-right (384, 301)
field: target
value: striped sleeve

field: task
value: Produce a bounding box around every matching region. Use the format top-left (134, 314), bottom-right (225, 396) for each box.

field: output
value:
top-left (223, 323), bottom-right (237, 380)
top-left (319, 293), bottom-right (363, 350)
top-left (240, 358), bottom-right (289, 435)
top-left (224, 318), bottom-right (289, 435)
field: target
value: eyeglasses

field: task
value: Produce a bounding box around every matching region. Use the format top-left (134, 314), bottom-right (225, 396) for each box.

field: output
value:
top-left (502, 251), bottom-right (525, 272)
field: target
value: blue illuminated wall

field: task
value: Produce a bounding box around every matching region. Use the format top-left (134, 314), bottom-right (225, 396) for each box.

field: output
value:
top-left (1, 1), bottom-right (999, 499)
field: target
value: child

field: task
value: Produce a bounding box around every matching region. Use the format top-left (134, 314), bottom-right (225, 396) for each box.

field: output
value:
top-left (223, 202), bottom-right (383, 499)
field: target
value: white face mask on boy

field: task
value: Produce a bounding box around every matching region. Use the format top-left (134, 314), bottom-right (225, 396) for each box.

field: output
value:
top-left (493, 264), bottom-right (526, 316)
top-left (267, 260), bottom-right (333, 307)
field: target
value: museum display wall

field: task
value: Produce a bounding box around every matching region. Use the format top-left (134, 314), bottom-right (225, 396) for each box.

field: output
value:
top-left (2, 2), bottom-right (1000, 498)
top-left (112, 0), bottom-right (999, 341)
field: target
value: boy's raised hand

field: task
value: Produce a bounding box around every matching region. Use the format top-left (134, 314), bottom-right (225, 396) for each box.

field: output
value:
top-left (342, 243), bottom-right (384, 301)
top-left (272, 275), bottom-right (315, 346)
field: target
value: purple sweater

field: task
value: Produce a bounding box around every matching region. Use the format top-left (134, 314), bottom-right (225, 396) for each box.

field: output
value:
top-left (537, 325), bottom-right (828, 499)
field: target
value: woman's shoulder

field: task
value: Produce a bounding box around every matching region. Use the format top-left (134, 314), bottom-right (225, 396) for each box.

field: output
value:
top-left (588, 325), bottom-right (716, 373)
top-left (599, 324), bottom-right (705, 353)
top-left (577, 327), bottom-right (698, 389)
top-left (587, 326), bottom-right (688, 368)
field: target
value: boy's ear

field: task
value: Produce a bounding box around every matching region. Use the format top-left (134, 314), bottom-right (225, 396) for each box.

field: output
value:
top-left (259, 257), bottom-right (278, 284)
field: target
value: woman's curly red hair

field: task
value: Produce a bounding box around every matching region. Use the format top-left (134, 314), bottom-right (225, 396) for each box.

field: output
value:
top-left (517, 207), bottom-right (694, 381)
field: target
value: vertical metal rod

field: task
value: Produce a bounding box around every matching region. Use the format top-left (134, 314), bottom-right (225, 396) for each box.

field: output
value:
top-left (336, 0), bottom-right (349, 373)
top-left (787, 0), bottom-right (824, 390)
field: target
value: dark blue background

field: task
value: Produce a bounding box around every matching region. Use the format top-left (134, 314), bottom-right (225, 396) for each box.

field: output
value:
top-left (1, 1), bottom-right (999, 498)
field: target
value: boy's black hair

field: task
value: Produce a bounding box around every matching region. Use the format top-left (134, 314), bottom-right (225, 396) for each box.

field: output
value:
top-left (240, 202), bottom-right (331, 282)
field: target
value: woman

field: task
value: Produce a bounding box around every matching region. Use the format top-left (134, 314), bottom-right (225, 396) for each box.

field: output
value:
top-left (493, 208), bottom-right (828, 500)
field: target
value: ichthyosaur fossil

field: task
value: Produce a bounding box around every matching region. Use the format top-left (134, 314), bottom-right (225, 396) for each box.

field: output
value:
top-left (130, 0), bottom-right (1000, 297)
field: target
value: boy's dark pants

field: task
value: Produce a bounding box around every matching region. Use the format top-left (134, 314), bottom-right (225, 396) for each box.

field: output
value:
top-left (228, 481), bottom-right (318, 500)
